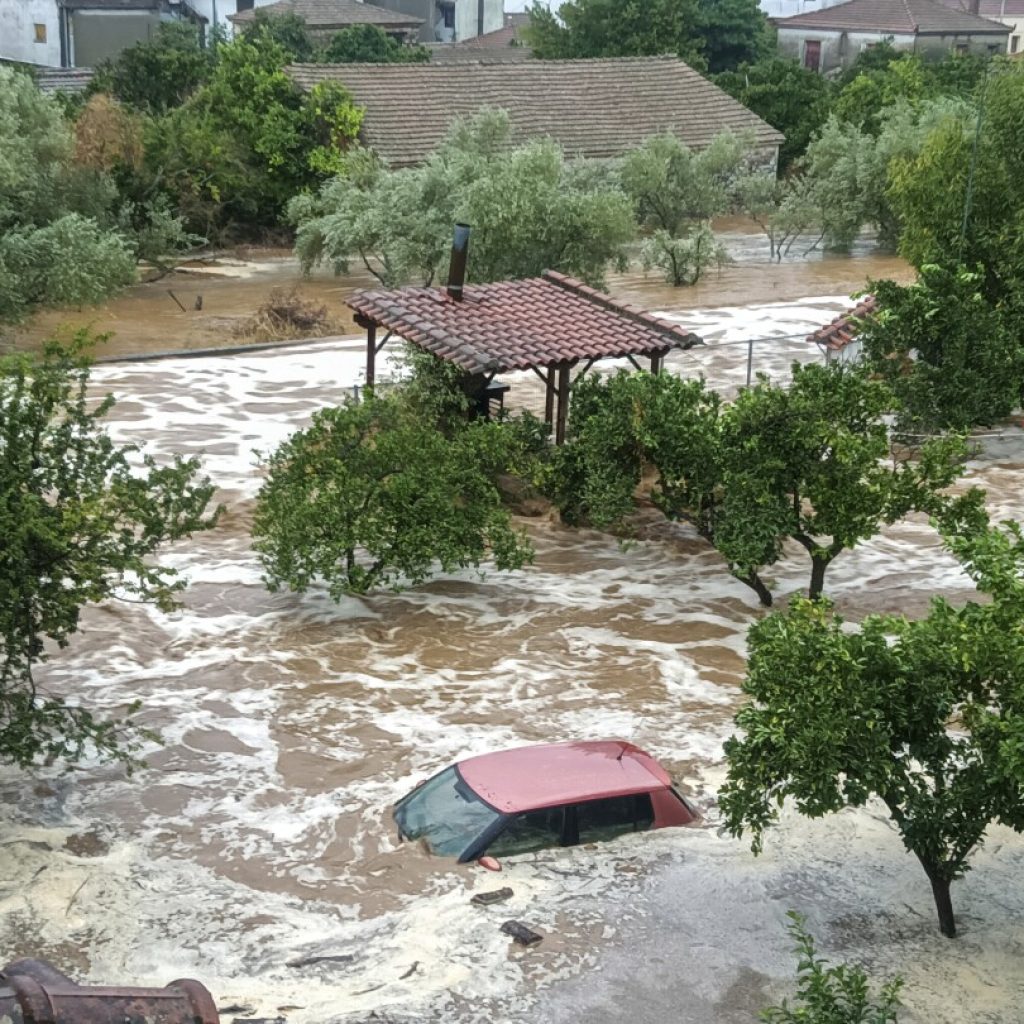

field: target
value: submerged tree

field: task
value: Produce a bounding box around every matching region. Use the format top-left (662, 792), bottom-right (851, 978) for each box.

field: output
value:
top-left (0, 336), bottom-right (219, 769)
top-left (253, 393), bottom-right (533, 598)
top-left (721, 520), bottom-right (1024, 938)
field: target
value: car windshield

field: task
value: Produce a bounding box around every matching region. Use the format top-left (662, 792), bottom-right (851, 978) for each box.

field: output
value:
top-left (393, 766), bottom-right (502, 858)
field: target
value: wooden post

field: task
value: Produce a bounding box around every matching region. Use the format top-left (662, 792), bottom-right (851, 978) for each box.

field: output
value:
top-left (366, 323), bottom-right (377, 391)
top-left (555, 362), bottom-right (571, 445)
top-left (651, 351), bottom-right (664, 375)
top-left (544, 364), bottom-right (556, 425)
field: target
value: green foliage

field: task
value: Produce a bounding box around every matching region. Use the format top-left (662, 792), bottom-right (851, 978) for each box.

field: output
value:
top-left (714, 58), bottom-right (833, 170)
top-left (244, 9), bottom-right (318, 63)
top-left (862, 267), bottom-right (1024, 432)
top-left (252, 393), bottom-right (532, 598)
top-left (620, 131), bottom-right (747, 285)
top-left (291, 109), bottom-right (633, 288)
top-left (720, 517), bottom-right (1024, 938)
top-left (761, 913), bottom-right (902, 1023)
top-left (143, 32), bottom-right (363, 238)
top-left (321, 25), bottom-right (430, 63)
top-left (525, 0), bottom-right (706, 67)
top-left (0, 68), bottom-right (140, 323)
top-left (547, 364), bottom-right (976, 605)
top-left (888, 66), bottom-right (1024, 305)
top-left (0, 336), bottom-right (219, 769)
top-left (88, 22), bottom-right (214, 114)
top-left (697, 0), bottom-right (773, 74)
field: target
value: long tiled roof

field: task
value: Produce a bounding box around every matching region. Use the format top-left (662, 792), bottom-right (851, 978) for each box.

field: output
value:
top-left (808, 295), bottom-right (878, 352)
top-left (288, 56), bottom-right (784, 166)
top-left (229, 0), bottom-right (422, 28)
top-left (348, 270), bottom-right (702, 374)
top-left (776, 0), bottom-right (1009, 33)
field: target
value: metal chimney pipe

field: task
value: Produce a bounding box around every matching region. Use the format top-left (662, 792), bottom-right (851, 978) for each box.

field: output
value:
top-left (969, 0), bottom-right (980, 13)
top-left (446, 223), bottom-right (471, 301)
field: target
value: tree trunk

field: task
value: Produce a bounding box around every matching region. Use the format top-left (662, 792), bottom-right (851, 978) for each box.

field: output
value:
top-left (808, 554), bottom-right (830, 600)
top-left (929, 872), bottom-right (957, 938)
top-left (738, 570), bottom-right (773, 607)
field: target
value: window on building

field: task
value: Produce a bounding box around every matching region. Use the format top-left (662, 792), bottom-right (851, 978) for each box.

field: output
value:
top-left (955, 42), bottom-right (969, 55)
top-left (1013, 35), bottom-right (1021, 53)
top-left (236, 0), bottom-right (255, 12)
top-left (438, 2), bottom-right (455, 29)
top-left (34, 23), bottom-right (47, 43)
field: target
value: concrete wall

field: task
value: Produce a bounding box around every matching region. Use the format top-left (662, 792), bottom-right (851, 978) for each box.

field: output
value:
top-left (0, 0), bottom-right (63, 67)
top-left (777, 25), bottom-right (1005, 71)
top-left (69, 9), bottom-right (163, 67)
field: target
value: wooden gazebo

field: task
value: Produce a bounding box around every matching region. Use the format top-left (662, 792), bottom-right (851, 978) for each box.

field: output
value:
top-left (348, 270), bottom-right (702, 443)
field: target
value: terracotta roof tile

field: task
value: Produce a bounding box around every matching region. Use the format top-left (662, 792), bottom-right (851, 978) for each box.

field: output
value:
top-left (287, 56), bottom-right (784, 166)
top-left (348, 270), bottom-right (702, 373)
top-left (808, 295), bottom-right (878, 351)
top-left (775, 0), bottom-right (1009, 34)
top-left (230, 0), bottom-right (422, 28)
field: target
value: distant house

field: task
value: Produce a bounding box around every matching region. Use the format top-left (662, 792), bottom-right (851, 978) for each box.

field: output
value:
top-left (370, 0), bottom-right (503, 43)
top-left (0, 0), bottom-right (208, 67)
top-left (229, 0), bottom-right (423, 42)
top-left (937, 0), bottom-right (1024, 53)
top-left (286, 56), bottom-right (784, 167)
top-left (428, 10), bottom-right (532, 60)
top-left (774, 0), bottom-right (1010, 72)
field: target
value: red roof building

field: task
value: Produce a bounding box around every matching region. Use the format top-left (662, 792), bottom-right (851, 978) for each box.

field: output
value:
top-left (808, 295), bottom-right (877, 360)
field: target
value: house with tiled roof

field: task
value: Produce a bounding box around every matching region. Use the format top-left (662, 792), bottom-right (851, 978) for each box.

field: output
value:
top-left (775, 0), bottom-right (1010, 72)
top-left (229, 0), bottom-right (424, 41)
top-left (287, 55), bottom-right (784, 167)
top-left (369, 0), bottom-right (503, 43)
top-left (938, 0), bottom-right (1024, 53)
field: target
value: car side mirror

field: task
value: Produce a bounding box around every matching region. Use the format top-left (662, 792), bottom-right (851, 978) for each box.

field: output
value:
top-left (477, 855), bottom-right (502, 872)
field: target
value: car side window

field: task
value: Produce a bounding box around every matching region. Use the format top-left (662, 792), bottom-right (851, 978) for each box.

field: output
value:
top-left (486, 806), bottom-right (565, 857)
top-left (576, 794), bottom-right (653, 845)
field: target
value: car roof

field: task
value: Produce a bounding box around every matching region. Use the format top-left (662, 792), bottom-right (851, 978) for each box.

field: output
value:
top-left (457, 740), bottom-right (672, 814)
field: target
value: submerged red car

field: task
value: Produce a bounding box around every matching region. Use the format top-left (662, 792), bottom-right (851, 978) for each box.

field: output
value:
top-left (393, 740), bottom-right (699, 865)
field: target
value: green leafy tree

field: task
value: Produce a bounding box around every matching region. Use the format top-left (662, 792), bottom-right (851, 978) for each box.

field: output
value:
top-left (0, 337), bottom-right (219, 769)
top-left (524, 0), bottom-right (705, 67)
top-left (88, 22), bottom-right (214, 114)
top-left (252, 393), bottom-right (532, 597)
top-left (290, 109), bottom-right (633, 288)
top-left (548, 364), bottom-right (978, 605)
top-left (761, 913), bottom-right (902, 1023)
top-left (832, 55), bottom-right (929, 134)
top-left (321, 24), bottom-right (430, 63)
top-left (714, 57), bottom-right (833, 169)
top-left (862, 266), bottom-right (1024, 432)
top-left (720, 519), bottom-right (1024, 938)
top-left (620, 131), bottom-right (746, 285)
top-left (0, 68), bottom-right (138, 324)
top-left (697, 0), bottom-right (773, 74)
top-left (243, 9), bottom-right (318, 62)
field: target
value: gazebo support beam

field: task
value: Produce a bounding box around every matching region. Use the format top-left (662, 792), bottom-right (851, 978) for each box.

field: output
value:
top-left (555, 362), bottom-right (571, 445)
top-left (544, 363), bottom-right (556, 426)
top-left (365, 323), bottom-right (377, 390)
top-left (651, 351), bottom-right (664, 375)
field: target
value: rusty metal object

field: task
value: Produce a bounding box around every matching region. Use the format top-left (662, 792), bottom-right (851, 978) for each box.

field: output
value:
top-left (0, 959), bottom-right (219, 1024)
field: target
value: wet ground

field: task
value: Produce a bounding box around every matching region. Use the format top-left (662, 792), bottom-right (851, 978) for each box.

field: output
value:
top-left (2, 239), bottom-right (1022, 1023)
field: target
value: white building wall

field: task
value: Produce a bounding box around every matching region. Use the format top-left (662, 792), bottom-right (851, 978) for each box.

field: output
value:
top-left (0, 0), bottom-right (63, 66)
top-left (183, 0), bottom-right (278, 37)
top-left (453, 0), bottom-right (503, 41)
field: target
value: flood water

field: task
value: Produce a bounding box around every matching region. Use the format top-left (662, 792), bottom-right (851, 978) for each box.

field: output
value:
top-left (2, 237), bottom-right (1023, 1023)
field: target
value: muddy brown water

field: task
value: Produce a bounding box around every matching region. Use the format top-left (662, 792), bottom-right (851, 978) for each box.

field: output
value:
top-left (1, 233), bottom-right (1022, 1023)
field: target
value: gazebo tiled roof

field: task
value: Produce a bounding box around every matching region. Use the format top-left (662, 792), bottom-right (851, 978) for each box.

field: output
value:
top-left (347, 270), bottom-right (702, 375)
top-left (809, 295), bottom-right (878, 352)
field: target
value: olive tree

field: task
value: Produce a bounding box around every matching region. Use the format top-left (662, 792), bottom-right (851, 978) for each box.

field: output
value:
top-left (252, 393), bottom-right (533, 598)
top-left (0, 337), bottom-right (219, 769)
top-left (721, 520), bottom-right (1024, 938)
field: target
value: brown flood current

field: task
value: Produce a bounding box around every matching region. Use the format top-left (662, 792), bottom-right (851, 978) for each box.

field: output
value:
top-left (1, 232), bottom-right (1022, 1023)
